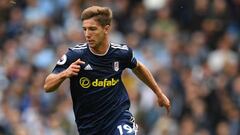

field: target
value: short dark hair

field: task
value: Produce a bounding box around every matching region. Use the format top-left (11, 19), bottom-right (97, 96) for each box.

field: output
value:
top-left (81, 6), bottom-right (112, 26)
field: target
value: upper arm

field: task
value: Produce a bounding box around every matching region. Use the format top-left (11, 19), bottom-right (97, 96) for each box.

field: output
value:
top-left (125, 47), bottom-right (138, 69)
top-left (52, 48), bottom-right (79, 74)
top-left (132, 60), bottom-right (139, 71)
top-left (133, 60), bottom-right (148, 74)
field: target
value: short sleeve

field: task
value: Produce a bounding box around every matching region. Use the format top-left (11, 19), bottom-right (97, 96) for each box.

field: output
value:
top-left (126, 47), bottom-right (137, 69)
top-left (52, 48), bottom-right (79, 73)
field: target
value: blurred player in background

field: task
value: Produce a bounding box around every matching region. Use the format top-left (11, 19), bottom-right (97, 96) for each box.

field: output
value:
top-left (44, 6), bottom-right (170, 135)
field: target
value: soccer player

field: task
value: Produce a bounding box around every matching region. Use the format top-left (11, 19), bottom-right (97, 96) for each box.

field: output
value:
top-left (44, 6), bottom-right (170, 135)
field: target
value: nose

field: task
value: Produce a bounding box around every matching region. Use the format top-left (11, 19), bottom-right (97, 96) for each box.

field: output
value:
top-left (85, 29), bottom-right (91, 38)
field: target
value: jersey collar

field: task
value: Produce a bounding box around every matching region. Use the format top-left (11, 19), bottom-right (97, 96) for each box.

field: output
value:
top-left (88, 43), bottom-right (110, 56)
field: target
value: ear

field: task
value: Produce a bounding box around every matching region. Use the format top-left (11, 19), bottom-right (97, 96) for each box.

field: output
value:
top-left (104, 25), bottom-right (111, 34)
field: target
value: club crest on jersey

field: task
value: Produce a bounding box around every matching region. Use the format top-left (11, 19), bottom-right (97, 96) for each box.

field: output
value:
top-left (57, 54), bottom-right (67, 65)
top-left (114, 61), bottom-right (119, 71)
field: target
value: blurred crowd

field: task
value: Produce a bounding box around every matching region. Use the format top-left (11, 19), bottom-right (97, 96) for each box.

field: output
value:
top-left (0, 0), bottom-right (239, 135)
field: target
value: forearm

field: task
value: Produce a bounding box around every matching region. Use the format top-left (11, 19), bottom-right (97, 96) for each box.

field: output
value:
top-left (132, 61), bottom-right (164, 98)
top-left (44, 71), bottom-right (67, 92)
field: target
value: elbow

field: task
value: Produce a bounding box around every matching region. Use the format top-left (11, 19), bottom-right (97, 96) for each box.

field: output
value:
top-left (43, 84), bottom-right (50, 92)
top-left (43, 83), bottom-right (55, 93)
top-left (43, 74), bottom-right (57, 93)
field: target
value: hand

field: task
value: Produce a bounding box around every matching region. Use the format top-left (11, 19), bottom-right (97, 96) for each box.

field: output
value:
top-left (158, 94), bottom-right (171, 115)
top-left (64, 59), bottom-right (85, 78)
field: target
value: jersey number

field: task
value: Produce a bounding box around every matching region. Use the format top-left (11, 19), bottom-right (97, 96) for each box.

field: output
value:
top-left (117, 124), bottom-right (133, 135)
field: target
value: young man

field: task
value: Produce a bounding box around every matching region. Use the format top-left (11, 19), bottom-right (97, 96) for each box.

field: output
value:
top-left (44, 6), bottom-right (170, 135)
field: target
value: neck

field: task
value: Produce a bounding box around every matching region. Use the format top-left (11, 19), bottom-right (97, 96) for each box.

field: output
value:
top-left (89, 38), bottom-right (109, 55)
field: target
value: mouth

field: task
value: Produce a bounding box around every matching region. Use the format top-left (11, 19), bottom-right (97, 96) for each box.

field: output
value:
top-left (87, 40), bottom-right (95, 44)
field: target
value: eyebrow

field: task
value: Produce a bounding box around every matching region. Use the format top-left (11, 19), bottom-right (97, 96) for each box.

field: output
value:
top-left (82, 25), bottom-right (98, 28)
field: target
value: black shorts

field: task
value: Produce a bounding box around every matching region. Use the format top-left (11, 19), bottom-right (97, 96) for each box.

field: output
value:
top-left (109, 110), bottom-right (138, 135)
top-left (77, 110), bottom-right (138, 135)
top-left (79, 110), bottom-right (137, 135)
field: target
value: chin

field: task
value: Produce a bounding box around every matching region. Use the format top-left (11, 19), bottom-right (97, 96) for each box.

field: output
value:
top-left (88, 42), bottom-right (95, 47)
top-left (89, 42), bottom-right (99, 48)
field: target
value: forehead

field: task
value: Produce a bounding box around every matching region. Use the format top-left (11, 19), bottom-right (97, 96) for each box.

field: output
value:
top-left (82, 18), bottom-right (101, 27)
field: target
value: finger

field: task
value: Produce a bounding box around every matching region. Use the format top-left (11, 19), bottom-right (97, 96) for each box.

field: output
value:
top-left (72, 72), bottom-right (78, 76)
top-left (158, 99), bottom-right (165, 107)
top-left (166, 105), bottom-right (170, 115)
top-left (74, 59), bottom-right (85, 65)
top-left (71, 65), bottom-right (81, 69)
top-left (167, 102), bottom-right (171, 114)
top-left (72, 68), bottom-right (80, 73)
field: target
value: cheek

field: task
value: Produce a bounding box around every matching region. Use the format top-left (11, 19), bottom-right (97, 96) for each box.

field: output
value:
top-left (100, 32), bottom-right (105, 39)
top-left (96, 31), bottom-right (104, 40)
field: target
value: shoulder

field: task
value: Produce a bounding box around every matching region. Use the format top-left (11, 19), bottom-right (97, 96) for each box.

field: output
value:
top-left (110, 42), bottom-right (134, 59)
top-left (110, 42), bottom-right (130, 51)
top-left (68, 43), bottom-right (88, 54)
top-left (63, 43), bottom-right (87, 60)
top-left (70, 43), bottom-right (88, 51)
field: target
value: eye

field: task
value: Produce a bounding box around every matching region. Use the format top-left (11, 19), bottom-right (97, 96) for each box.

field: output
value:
top-left (82, 27), bottom-right (86, 31)
top-left (89, 27), bottom-right (97, 31)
